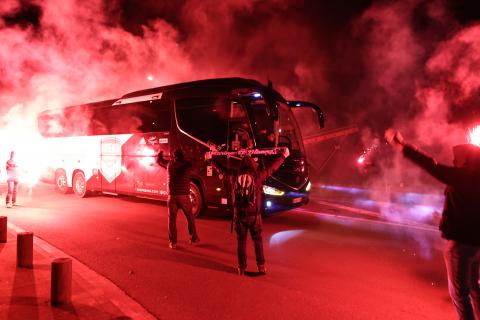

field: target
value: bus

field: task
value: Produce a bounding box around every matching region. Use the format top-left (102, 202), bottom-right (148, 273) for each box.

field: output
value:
top-left (37, 78), bottom-right (324, 216)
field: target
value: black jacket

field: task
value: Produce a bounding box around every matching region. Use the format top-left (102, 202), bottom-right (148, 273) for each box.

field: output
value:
top-left (157, 154), bottom-right (192, 196)
top-left (403, 145), bottom-right (480, 245)
top-left (210, 155), bottom-right (286, 218)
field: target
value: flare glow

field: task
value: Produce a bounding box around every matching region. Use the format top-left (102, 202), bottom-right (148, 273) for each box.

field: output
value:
top-left (468, 125), bottom-right (480, 147)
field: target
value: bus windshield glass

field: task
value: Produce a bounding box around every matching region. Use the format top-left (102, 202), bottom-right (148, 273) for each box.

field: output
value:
top-left (277, 101), bottom-right (304, 154)
top-left (244, 99), bottom-right (276, 148)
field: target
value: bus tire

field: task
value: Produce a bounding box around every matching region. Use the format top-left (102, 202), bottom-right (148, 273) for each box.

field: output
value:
top-left (189, 181), bottom-right (204, 218)
top-left (72, 171), bottom-right (88, 198)
top-left (55, 170), bottom-right (71, 194)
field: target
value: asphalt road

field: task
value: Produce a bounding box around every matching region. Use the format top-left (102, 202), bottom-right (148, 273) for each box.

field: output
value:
top-left (3, 183), bottom-right (456, 319)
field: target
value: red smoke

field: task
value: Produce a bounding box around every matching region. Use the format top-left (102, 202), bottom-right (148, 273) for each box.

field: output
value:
top-left (0, 0), bottom-right (479, 191)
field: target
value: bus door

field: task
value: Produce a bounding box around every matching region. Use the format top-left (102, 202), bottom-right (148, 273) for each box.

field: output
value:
top-left (131, 99), bottom-right (171, 199)
top-left (228, 101), bottom-right (255, 151)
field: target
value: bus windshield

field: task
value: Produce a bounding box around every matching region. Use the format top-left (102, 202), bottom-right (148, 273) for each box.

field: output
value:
top-left (277, 101), bottom-right (304, 154)
top-left (244, 100), bottom-right (276, 149)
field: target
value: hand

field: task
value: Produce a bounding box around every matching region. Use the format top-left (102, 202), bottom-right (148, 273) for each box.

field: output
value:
top-left (384, 128), bottom-right (405, 149)
top-left (204, 151), bottom-right (212, 161)
top-left (282, 147), bottom-right (290, 158)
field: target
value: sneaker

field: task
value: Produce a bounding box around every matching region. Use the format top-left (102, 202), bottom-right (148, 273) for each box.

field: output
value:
top-left (258, 265), bottom-right (267, 275)
top-left (168, 242), bottom-right (177, 249)
top-left (6, 203), bottom-right (12, 208)
top-left (189, 237), bottom-right (200, 245)
top-left (237, 268), bottom-right (245, 276)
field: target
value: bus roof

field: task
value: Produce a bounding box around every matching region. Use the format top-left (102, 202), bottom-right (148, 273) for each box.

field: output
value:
top-left (121, 77), bottom-right (285, 101)
top-left (39, 77), bottom-right (286, 115)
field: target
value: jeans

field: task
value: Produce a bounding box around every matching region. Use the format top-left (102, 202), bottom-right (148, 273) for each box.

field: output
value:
top-left (167, 195), bottom-right (198, 244)
top-left (235, 215), bottom-right (264, 269)
top-left (444, 240), bottom-right (480, 320)
top-left (6, 180), bottom-right (19, 205)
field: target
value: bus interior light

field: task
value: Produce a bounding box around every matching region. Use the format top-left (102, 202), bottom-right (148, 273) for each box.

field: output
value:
top-left (263, 185), bottom-right (285, 196)
top-left (266, 201), bottom-right (272, 208)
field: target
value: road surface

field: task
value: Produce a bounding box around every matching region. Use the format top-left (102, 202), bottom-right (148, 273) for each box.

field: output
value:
top-left (3, 183), bottom-right (456, 319)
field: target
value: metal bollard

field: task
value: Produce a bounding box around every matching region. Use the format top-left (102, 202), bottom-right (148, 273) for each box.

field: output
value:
top-left (51, 258), bottom-right (72, 306)
top-left (0, 216), bottom-right (7, 243)
top-left (17, 232), bottom-right (33, 268)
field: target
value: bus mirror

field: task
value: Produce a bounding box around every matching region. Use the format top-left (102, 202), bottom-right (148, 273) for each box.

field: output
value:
top-left (287, 101), bottom-right (325, 129)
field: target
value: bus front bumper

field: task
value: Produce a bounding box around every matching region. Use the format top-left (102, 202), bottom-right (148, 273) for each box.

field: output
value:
top-left (262, 190), bottom-right (310, 214)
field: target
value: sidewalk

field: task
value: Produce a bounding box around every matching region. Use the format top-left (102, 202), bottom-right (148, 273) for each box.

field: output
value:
top-left (0, 220), bottom-right (156, 320)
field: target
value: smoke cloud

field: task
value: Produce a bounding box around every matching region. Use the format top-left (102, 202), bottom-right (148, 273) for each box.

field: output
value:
top-left (0, 0), bottom-right (479, 220)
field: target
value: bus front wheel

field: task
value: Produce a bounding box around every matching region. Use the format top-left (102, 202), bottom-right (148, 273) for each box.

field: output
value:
top-left (72, 171), bottom-right (88, 198)
top-left (189, 182), bottom-right (204, 218)
top-left (55, 170), bottom-right (71, 194)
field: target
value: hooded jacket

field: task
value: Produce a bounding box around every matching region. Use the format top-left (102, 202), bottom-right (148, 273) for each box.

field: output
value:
top-left (403, 144), bottom-right (480, 245)
top-left (211, 154), bottom-right (286, 219)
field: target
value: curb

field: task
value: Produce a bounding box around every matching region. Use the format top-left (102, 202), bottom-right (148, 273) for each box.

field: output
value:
top-left (6, 221), bottom-right (157, 320)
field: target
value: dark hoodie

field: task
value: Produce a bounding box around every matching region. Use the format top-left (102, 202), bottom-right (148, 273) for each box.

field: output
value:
top-left (403, 144), bottom-right (480, 245)
top-left (157, 151), bottom-right (192, 196)
top-left (212, 154), bottom-right (286, 217)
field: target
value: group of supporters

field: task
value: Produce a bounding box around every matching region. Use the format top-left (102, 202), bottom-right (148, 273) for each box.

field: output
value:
top-left (157, 146), bottom-right (289, 276)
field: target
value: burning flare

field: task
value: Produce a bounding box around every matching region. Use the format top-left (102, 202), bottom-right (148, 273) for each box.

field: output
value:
top-left (468, 125), bottom-right (480, 147)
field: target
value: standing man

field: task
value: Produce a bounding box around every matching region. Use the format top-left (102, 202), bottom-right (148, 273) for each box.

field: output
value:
top-left (6, 151), bottom-right (20, 208)
top-left (206, 147), bottom-right (289, 275)
top-left (385, 128), bottom-right (480, 320)
top-left (157, 148), bottom-right (200, 249)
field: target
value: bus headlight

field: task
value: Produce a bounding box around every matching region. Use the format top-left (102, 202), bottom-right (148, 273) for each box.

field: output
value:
top-left (305, 181), bottom-right (312, 192)
top-left (263, 185), bottom-right (284, 196)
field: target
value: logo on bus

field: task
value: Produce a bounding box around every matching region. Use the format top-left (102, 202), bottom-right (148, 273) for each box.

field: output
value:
top-left (101, 137), bottom-right (122, 183)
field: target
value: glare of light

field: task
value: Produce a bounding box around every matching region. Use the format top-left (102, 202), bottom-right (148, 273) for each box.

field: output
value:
top-left (216, 187), bottom-right (221, 191)
top-left (269, 229), bottom-right (304, 246)
top-left (0, 104), bottom-right (51, 188)
top-left (468, 125), bottom-right (480, 147)
top-left (138, 146), bottom-right (156, 167)
top-left (253, 92), bottom-right (262, 98)
top-left (357, 154), bottom-right (365, 164)
top-left (278, 128), bottom-right (282, 133)
top-left (147, 75), bottom-right (154, 81)
top-left (263, 185), bottom-right (284, 196)
top-left (266, 201), bottom-right (272, 207)
top-left (305, 181), bottom-right (312, 192)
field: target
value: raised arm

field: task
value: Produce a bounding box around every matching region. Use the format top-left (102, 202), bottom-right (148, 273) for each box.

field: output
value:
top-left (258, 147), bottom-right (289, 182)
top-left (205, 151), bottom-right (235, 177)
top-left (385, 129), bottom-right (461, 185)
top-left (402, 145), bottom-right (461, 185)
top-left (157, 151), bottom-right (168, 169)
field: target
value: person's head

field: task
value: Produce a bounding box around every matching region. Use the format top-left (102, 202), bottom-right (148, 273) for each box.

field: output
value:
top-left (173, 148), bottom-right (184, 161)
top-left (452, 144), bottom-right (480, 168)
top-left (239, 155), bottom-right (257, 173)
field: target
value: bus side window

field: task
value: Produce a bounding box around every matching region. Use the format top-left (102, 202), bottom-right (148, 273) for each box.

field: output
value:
top-left (175, 97), bottom-right (228, 147)
top-left (91, 100), bottom-right (171, 135)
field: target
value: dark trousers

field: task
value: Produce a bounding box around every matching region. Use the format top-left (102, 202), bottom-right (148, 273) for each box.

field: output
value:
top-left (444, 240), bottom-right (480, 320)
top-left (235, 216), bottom-right (265, 269)
top-left (6, 180), bottom-right (19, 205)
top-left (167, 195), bottom-right (198, 244)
